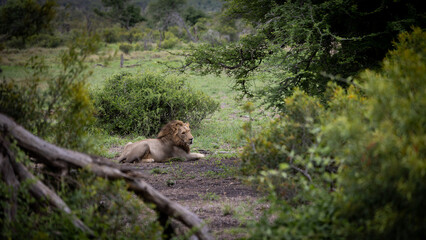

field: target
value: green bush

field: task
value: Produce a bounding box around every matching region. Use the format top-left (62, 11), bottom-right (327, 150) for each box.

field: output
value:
top-left (244, 27), bottom-right (426, 239)
top-left (119, 43), bottom-right (133, 54)
top-left (241, 90), bottom-right (326, 199)
top-left (93, 72), bottom-right (218, 136)
top-left (102, 27), bottom-right (120, 43)
top-left (0, 34), bottom-right (98, 152)
top-left (27, 33), bottom-right (63, 48)
top-left (160, 32), bottom-right (180, 49)
top-left (241, 90), bottom-right (322, 175)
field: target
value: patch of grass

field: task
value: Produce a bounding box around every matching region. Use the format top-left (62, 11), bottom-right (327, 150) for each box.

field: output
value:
top-left (203, 159), bottom-right (239, 178)
top-left (150, 167), bottom-right (168, 174)
top-left (222, 204), bottom-right (235, 216)
top-left (166, 162), bottom-right (186, 179)
top-left (198, 192), bottom-right (220, 201)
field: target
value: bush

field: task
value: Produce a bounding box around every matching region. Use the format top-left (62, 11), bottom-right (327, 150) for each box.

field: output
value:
top-left (93, 72), bottom-right (218, 136)
top-left (241, 90), bottom-right (322, 175)
top-left (244, 27), bottom-right (426, 240)
top-left (119, 43), bottom-right (133, 54)
top-left (102, 27), bottom-right (120, 43)
top-left (0, 34), bottom-right (98, 152)
top-left (160, 32), bottom-right (180, 49)
top-left (27, 33), bottom-right (63, 48)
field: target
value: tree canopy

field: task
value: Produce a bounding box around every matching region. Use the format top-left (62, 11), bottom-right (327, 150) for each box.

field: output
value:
top-left (94, 0), bottom-right (145, 29)
top-left (186, 0), bottom-right (426, 110)
top-left (0, 0), bottom-right (57, 47)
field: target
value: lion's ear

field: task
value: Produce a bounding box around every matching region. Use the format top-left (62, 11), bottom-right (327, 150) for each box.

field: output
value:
top-left (185, 122), bottom-right (190, 127)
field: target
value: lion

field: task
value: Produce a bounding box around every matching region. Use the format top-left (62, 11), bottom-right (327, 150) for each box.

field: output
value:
top-left (117, 120), bottom-right (205, 163)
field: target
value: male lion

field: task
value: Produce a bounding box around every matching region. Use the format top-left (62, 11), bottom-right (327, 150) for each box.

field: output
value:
top-left (118, 120), bottom-right (205, 163)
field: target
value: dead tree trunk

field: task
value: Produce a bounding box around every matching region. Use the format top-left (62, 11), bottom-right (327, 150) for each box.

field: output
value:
top-left (0, 113), bottom-right (213, 240)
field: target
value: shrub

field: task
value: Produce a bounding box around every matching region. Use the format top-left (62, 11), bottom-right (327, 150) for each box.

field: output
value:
top-left (241, 90), bottom-right (322, 175)
top-left (0, 34), bottom-right (98, 152)
top-left (160, 32), bottom-right (180, 49)
top-left (119, 43), bottom-right (133, 54)
top-left (102, 27), bottom-right (120, 43)
top-left (27, 33), bottom-right (63, 48)
top-left (244, 27), bottom-right (426, 240)
top-left (93, 72), bottom-right (218, 136)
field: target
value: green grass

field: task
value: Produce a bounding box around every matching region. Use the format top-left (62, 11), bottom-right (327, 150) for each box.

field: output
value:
top-left (1, 44), bottom-right (270, 155)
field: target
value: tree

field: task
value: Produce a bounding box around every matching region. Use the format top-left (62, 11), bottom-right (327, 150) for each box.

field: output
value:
top-left (94, 0), bottom-right (144, 29)
top-left (185, 0), bottom-right (426, 111)
top-left (0, 0), bottom-right (56, 47)
top-left (147, 0), bottom-right (197, 42)
top-left (243, 27), bottom-right (426, 240)
top-left (183, 6), bottom-right (206, 26)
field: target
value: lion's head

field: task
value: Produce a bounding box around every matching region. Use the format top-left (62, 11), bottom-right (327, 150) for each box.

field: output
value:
top-left (157, 120), bottom-right (193, 153)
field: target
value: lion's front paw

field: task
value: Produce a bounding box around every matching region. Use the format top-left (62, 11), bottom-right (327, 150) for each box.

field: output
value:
top-left (194, 153), bottom-right (205, 159)
top-left (142, 158), bottom-right (155, 163)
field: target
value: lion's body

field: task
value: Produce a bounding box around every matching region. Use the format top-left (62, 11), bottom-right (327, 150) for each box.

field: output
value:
top-left (118, 120), bottom-right (204, 163)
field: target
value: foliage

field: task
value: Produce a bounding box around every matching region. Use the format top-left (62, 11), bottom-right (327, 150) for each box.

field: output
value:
top-left (187, 0), bottom-right (426, 111)
top-left (101, 27), bottom-right (121, 43)
top-left (94, 0), bottom-right (145, 29)
top-left (0, 34), bottom-right (99, 152)
top-left (241, 90), bottom-right (322, 175)
top-left (183, 6), bottom-right (207, 26)
top-left (0, 167), bottom-right (162, 239)
top-left (27, 33), bottom-right (64, 48)
top-left (119, 43), bottom-right (133, 54)
top-left (244, 28), bottom-right (426, 240)
top-left (0, 0), bottom-right (57, 47)
top-left (147, 0), bottom-right (198, 42)
top-left (93, 71), bottom-right (219, 136)
top-left (161, 32), bottom-right (180, 49)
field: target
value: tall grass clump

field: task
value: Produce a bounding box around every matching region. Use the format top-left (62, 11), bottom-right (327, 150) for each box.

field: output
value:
top-left (93, 72), bottom-right (218, 136)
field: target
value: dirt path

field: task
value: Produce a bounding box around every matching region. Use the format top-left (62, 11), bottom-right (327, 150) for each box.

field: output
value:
top-left (116, 153), bottom-right (262, 239)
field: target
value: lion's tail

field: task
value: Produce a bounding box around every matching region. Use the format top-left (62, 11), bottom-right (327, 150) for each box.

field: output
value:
top-left (118, 142), bottom-right (133, 163)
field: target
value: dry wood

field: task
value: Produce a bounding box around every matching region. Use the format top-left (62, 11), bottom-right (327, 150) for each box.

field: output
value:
top-left (0, 113), bottom-right (213, 240)
top-left (11, 158), bottom-right (94, 235)
top-left (0, 135), bottom-right (92, 234)
top-left (0, 151), bottom-right (19, 221)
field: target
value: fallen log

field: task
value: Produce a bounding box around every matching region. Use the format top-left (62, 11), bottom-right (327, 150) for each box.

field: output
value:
top-left (0, 135), bottom-right (92, 235)
top-left (0, 113), bottom-right (213, 240)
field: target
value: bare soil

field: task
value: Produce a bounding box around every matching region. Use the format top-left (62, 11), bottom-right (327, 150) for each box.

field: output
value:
top-left (115, 150), bottom-right (263, 239)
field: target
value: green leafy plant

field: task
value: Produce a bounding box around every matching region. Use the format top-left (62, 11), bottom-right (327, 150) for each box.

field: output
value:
top-left (0, 33), bottom-right (99, 152)
top-left (93, 71), bottom-right (218, 136)
top-left (244, 27), bottom-right (426, 240)
top-left (119, 43), bottom-right (133, 54)
top-left (198, 192), bottom-right (220, 201)
top-left (161, 32), bottom-right (180, 49)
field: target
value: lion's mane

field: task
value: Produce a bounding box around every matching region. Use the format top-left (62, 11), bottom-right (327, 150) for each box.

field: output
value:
top-left (157, 120), bottom-right (190, 153)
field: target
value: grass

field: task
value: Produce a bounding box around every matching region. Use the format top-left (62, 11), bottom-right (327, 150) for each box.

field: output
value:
top-left (198, 192), bottom-right (220, 201)
top-left (0, 44), bottom-right (270, 155)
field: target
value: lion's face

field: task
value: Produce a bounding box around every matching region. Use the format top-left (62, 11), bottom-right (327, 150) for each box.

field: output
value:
top-left (176, 123), bottom-right (193, 146)
top-left (157, 120), bottom-right (193, 153)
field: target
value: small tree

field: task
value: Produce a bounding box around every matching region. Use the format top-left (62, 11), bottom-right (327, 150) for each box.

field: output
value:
top-left (94, 0), bottom-right (144, 30)
top-left (0, 0), bottom-right (56, 47)
top-left (147, 0), bottom-right (197, 42)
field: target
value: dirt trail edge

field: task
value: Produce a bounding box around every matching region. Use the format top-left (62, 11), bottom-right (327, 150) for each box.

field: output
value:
top-left (117, 153), bottom-right (262, 240)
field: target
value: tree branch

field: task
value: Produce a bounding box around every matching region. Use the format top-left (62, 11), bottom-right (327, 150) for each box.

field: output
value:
top-left (0, 113), bottom-right (213, 240)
